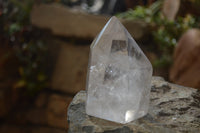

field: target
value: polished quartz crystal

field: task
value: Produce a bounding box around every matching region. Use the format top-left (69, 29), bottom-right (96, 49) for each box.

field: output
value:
top-left (85, 16), bottom-right (153, 124)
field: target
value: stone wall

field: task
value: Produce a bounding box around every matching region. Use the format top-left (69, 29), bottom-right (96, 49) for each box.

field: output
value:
top-left (31, 3), bottom-right (149, 40)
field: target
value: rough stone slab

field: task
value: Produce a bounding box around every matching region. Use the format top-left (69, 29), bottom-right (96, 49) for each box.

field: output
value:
top-left (6, 93), bottom-right (72, 130)
top-left (67, 76), bottom-right (200, 133)
top-left (50, 42), bottom-right (89, 94)
top-left (31, 3), bottom-right (148, 40)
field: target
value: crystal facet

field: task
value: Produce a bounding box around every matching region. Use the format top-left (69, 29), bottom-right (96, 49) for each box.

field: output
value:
top-left (85, 16), bottom-right (153, 124)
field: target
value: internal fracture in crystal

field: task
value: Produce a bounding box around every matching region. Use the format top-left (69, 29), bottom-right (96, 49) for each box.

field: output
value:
top-left (85, 16), bottom-right (153, 124)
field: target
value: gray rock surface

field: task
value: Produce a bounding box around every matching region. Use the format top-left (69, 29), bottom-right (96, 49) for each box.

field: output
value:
top-left (67, 76), bottom-right (200, 133)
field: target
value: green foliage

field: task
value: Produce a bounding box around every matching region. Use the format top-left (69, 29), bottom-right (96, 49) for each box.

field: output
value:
top-left (117, 0), bottom-right (200, 68)
top-left (1, 0), bottom-right (48, 95)
top-left (152, 14), bottom-right (198, 67)
top-left (117, 0), bottom-right (162, 23)
top-left (117, 7), bottom-right (152, 23)
top-left (2, 0), bottom-right (33, 34)
top-left (8, 23), bottom-right (21, 35)
top-left (15, 41), bottom-right (48, 95)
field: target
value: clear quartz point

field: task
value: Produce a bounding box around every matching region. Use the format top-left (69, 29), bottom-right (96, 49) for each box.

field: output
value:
top-left (85, 16), bottom-right (153, 124)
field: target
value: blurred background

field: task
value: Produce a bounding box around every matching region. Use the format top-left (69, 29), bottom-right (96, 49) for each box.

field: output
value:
top-left (0, 0), bottom-right (200, 132)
